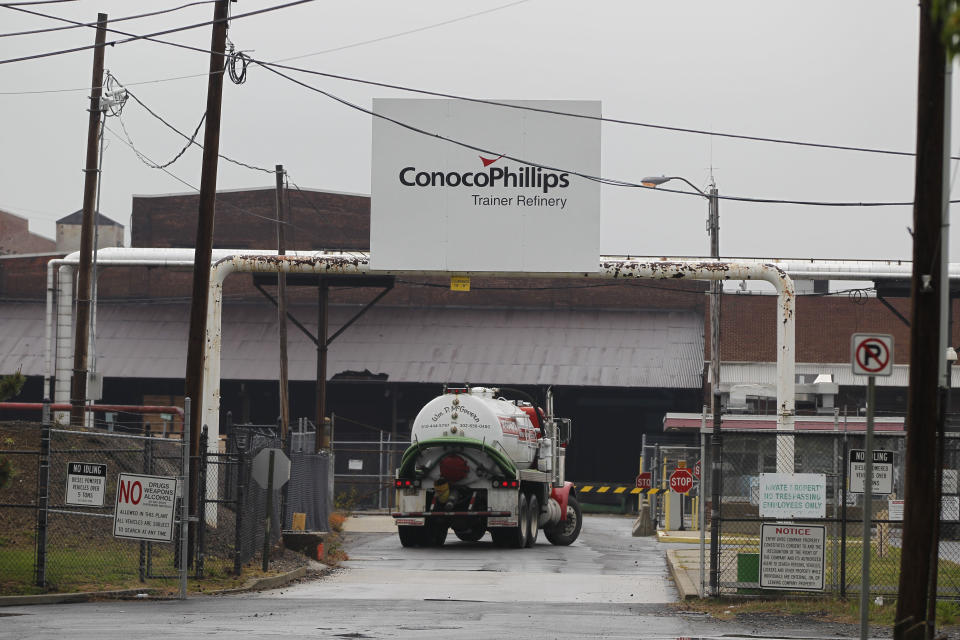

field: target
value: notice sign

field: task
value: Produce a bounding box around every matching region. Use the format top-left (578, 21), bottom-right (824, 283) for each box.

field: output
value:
top-left (760, 523), bottom-right (826, 591)
top-left (888, 499), bottom-right (904, 521)
top-left (65, 462), bottom-right (106, 507)
top-left (113, 473), bottom-right (177, 542)
top-left (849, 449), bottom-right (894, 495)
top-left (370, 98), bottom-right (601, 273)
top-left (943, 496), bottom-right (960, 521)
top-left (758, 473), bottom-right (826, 519)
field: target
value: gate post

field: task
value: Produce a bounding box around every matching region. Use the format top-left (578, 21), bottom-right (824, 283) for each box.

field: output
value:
top-left (196, 425), bottom-right (208, 578)
top-left (233, 436), bottom-right (246, 576)
top-left (34, 399), bottom-right (51, 588)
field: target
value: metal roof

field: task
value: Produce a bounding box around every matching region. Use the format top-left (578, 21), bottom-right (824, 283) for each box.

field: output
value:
top-left (0, 302), bottom-right (704, 388)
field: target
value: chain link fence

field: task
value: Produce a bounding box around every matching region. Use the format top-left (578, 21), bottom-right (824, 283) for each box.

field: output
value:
top-left (221, 423), bottom-right (333, 570)
top-left (1, 411), bottom-right (334, 595)
top-left (0, 415), bottom-right (188, 594)
top-left (332, 436), bottom-right (406, 511)
top-left (708, 430), bottom-right (960, 598)
top-left (0, 421), bottom-right (42, 593)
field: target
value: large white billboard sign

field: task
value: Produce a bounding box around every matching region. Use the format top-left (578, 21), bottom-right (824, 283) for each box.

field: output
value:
top-left (371, 99), bottom-right (601, 272)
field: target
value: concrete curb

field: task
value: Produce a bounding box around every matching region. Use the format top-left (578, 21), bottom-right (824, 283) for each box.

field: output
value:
top-left (656, 530), bottom-right (701, 544)
top-left (0, 564), bottom-right (330, 606)
top-left (666, 549), bottom-right (700, 600)
top-left (0, 588), bottom-right (159, 608)
top-left (212, 566), bottom-right (312, 595)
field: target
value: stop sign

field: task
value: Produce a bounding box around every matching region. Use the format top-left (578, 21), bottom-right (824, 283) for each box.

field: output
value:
top-left (636, 472), bottom-right (652, 489)
top-left (669, 468), bottom-right (694, 494)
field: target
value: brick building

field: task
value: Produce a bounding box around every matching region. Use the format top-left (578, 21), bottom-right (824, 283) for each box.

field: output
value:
top-left (0, 209), bottom-right (55, 256)
top-left (0, 186), bottom-right (946, 483)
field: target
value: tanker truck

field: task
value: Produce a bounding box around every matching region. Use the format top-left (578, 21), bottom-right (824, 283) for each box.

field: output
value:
top-left (392, 387), bottom-right (581, 548)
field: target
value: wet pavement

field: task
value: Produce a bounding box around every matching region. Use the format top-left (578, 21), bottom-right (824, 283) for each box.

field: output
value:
top-left (0, 514), bottom-right (878, 639)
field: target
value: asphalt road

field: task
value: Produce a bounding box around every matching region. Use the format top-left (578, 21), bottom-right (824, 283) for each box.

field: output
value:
top-left (0, 515), bottom-right (858, 639)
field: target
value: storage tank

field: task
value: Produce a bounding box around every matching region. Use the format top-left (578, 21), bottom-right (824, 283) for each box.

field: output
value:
top-left (409, 387), bottom-right (539, 470)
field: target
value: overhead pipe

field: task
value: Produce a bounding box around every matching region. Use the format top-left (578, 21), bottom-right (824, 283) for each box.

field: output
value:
top-left (202, 253), bottom-right (797, 471)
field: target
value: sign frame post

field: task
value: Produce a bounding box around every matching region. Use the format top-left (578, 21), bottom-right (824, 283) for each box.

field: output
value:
top-left (851, 333), bottom-right (893, 640)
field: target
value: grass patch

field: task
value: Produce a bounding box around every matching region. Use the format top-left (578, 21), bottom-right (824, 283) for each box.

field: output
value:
top-left (679, 596), bottom-right (894, 625)
top-left (681, 595), bottom-right (960, 629)
top-left (1, 542), bottom-right (311, 596)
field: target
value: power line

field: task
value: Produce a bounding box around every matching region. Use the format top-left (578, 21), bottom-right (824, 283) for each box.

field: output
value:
top-left (0, 1), bottom-right (529, 94)
top-left (102, 122), bottom-right (308, 232)
top-left (260, 60), bottom-right (941, 162)
top-left (116, 108), bottom-right (204, 170)
top-left (0, 0), bottom-right (216, 38)
top-left (0, 0), bottom-right (318, 65)
top-left (1, 4), bottom-right (952, 167)
top-left (259, 63), bottom-right (940, 208)
top-left (0, 0), bottom-right (76, 5)
top-left (274, 0), bottom-right (532, 63)
top-left (5, 5), bottom-right (939, 208)
top-left (0, 4), bottom-right (949, 165)
top-left (121, 83), bottom-right (273, 173)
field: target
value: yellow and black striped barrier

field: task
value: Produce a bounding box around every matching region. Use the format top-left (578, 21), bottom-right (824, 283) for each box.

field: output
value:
top-left (578, 484), bottom-right (661, 495)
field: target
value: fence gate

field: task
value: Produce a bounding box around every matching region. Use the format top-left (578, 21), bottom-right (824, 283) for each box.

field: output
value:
top-left (333, 435), bottom-right (407, 511)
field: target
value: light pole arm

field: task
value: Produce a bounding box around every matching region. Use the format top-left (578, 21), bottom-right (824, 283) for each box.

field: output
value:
top-left (641, 175), bottom-right (706, 196)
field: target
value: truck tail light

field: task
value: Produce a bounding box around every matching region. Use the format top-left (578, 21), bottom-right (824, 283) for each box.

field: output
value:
top-left (395, 479), bottom-right (419, 488)
top-left (492, 479), bottom-right (519, 488)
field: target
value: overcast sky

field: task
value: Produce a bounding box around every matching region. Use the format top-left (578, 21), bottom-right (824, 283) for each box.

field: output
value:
top-left (0, 0), bottom-right (951, 262)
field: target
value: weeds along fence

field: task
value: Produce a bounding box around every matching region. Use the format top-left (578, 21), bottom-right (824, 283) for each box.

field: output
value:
top-left (0, 412), bottom-right (334, 594)
top-left (706, 429), bottom-right (960, 599)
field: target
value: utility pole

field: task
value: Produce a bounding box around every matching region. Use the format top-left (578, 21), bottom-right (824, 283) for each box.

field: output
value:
top-left (183, 0), bottom-right (229, 560)
top-left (894, 2), bottom-right (948, 637)
top-left (275, 165), bottom-right (290, 441)
top-left (69, 13), bottom-right (108, 427)
top-left (708, 179), bottom-right (720, 413)
top-left (707, 179), bottom-right (721, 596)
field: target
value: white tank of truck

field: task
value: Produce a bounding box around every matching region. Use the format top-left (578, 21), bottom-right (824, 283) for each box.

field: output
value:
top-left (410, 387), bottom-right (539, 469)
top-left (394, 386), bottom-right (582, 549)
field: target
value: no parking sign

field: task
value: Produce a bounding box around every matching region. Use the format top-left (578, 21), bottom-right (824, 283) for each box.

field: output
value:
top-left (851, 334), bottom-right (894, 377)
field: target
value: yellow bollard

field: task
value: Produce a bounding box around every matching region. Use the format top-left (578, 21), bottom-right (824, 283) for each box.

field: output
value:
top-left (664, 490), bottom-right (671, 531)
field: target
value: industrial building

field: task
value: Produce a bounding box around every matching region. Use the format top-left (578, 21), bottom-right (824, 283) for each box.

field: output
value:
top-left (0, 187), bottom-right (952, 485)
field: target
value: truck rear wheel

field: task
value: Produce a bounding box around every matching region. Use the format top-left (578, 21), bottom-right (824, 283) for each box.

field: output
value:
top-left (544, 495), bottom-right (582, 546)
top-left (398, 525), bottom-right (425, 547)
top-left (491, 494), bottom-right (529, 548)
top-left (454, 524), bottom-right (485, 542)
top-left (426, 522), bottom-right (448, 546)
top-left (525, 495), bottom-right (539, 547)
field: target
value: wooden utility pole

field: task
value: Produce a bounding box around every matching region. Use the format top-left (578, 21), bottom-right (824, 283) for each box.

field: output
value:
top-left (69, 13), bottom-right (108, 427)
top-left (275, 165), bottom-right (290, 440)
top-left (894, 2), bottom-right (948, 637)
top-left (183, 0), bottom-right (229, 558)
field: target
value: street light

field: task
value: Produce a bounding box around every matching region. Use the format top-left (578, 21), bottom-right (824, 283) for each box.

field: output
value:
top-left (643, 173), bottom-right (721, 595)
top-left (641, 174), bottom-right (721, 394)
